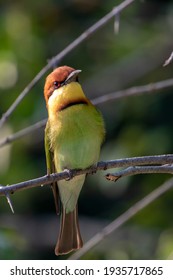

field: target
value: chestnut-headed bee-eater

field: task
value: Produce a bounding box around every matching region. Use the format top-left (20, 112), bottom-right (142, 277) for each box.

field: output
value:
top-left (44, 66), bottom-right (105, 255)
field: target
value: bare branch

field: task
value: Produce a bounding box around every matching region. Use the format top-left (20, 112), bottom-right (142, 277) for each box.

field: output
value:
top-left (92, 78), bottom-right (173, 105)
top-left (0, 154), bottom-right (173, 196)
top-left (0, 0), bottom-right (135, 129)
top-left (0, 119), bottom-right (47, 148)
top-left (68, 177), bottom-right (173, 259)
top-left (106, 164), bottom-right (173, 181)
top-left (1, 77), bottom-right (173, 149)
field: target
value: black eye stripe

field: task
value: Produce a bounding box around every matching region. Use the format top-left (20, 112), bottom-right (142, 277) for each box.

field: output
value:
top-left (53, 80), bottom-right (66, 89)
top-left (53, 76), bottom-right (79, 90)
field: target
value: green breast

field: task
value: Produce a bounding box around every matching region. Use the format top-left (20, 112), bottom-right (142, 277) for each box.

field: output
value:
top-left (52, 103), bottom-right (105, 172)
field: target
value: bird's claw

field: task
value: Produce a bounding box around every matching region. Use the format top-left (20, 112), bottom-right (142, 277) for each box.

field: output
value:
top-left (90, 164), bottom-right (97, 175)
top-left (64, 169), bottom-right (73, 181)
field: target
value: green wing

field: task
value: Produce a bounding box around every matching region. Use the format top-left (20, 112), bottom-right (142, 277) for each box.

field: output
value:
top-left (45, 122), bottom-right (60, 214)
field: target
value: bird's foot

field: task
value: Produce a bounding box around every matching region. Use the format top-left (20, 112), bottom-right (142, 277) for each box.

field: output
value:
top-left (64, 169), bottom-right (73, 181)
top-left (88, 164), bottom-right (97, 175)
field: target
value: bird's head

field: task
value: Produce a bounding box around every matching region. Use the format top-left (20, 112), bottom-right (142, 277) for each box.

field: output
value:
top-left (44, 66), bottom-right (81, 105)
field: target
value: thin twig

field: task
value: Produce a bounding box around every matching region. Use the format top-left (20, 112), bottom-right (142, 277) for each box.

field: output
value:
top-left (0, 154), bottom-right (173, 196)
top-left (68, 177), bottom-right (173, 259)
top-left (92, 78), bottom-right (173, 105)
top-left (0, 0), bottom-right (135, 129)
top-left (0, 119), bottom-right (47, 148)
top-left (1, 77), bottom-right (173, 149)
top-left (5, 193), bottom-right (14, 214)
top-left (106, 164), bottom-right (173, 181)
top-left (114, 13), bottom-right (120, 34)
top-left (163, 51), bottom-right (173, 67)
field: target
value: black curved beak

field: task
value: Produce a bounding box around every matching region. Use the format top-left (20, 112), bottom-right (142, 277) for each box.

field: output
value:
top-left (64, 69), bottom-right (82, 85)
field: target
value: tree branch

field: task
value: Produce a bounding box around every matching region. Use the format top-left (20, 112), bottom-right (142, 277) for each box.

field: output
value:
top-left (0, 154), bottom-right (173, 196)
top-left (92, 77), bottom-right (173, 105)
top-left (106, 164), bottom-right (173, 181)
top-left (0, 119), bottom-right (47, 148)
top-left (68, 177), bottom-right (173, 259)
top-left (0, 0), bottom-right (135, 129)
top-left (1, 77), bottom-right (173, 149)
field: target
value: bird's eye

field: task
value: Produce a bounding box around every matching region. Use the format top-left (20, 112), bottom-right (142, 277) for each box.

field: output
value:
top-left (54, 81), bottom-right (60, 89)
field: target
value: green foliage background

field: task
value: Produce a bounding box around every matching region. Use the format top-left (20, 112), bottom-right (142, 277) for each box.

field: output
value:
top-left (0, 0), bottom-right (173, 259)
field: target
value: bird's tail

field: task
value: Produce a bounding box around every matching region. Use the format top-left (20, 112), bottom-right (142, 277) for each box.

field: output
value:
top-left (55, 205), bottom-right (83, 255)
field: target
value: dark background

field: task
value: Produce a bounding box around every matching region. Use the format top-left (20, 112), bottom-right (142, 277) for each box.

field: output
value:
top-left (0, 0), bottom-right (173, 259)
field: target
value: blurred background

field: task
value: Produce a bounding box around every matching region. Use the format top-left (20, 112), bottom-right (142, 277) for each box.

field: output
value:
top-left (0, 0), bottom-right (173, 260)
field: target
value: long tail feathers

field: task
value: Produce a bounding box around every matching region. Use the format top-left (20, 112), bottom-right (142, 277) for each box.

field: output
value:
top-left (55, 205), bottom-right (83, 255)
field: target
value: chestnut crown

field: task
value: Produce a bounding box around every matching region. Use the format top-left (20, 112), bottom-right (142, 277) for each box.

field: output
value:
top-left (44, 66), bottom-right (81, 104)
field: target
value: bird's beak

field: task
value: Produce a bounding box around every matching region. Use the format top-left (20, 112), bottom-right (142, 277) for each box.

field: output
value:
top-left (64, 69), bottom-right (81, 85)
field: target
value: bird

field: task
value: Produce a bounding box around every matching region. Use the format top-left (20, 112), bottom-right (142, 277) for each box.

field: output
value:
top-left (44, 66), bottom-right (105, 255)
